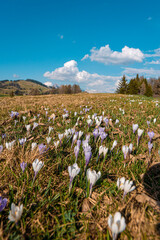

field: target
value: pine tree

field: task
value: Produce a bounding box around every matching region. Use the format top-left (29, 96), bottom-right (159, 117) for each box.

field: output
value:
top-left (116, 75), bottom-right (128, 94)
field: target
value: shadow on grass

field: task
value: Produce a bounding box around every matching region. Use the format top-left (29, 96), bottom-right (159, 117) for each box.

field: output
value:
top-left (143, 163), bottom-right (160, 235)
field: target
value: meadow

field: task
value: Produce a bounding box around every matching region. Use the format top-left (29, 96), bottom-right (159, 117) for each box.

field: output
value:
top-left (0, 93), bottom-right (160, 240)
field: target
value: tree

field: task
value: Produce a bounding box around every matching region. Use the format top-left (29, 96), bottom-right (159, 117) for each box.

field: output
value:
top-left (116, 75), bottom-right (128, 94)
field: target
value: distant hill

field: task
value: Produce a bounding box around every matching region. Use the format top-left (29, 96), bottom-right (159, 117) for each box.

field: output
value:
top-left (0, 79), bottom-right (49, 95)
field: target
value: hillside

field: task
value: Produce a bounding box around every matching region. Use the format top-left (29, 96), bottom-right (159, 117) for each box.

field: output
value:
top-left (0, 79), bottom-right (49, 95)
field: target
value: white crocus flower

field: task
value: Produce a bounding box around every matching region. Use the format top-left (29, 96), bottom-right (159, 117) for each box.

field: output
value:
top-left (108, 212), bottom-right (126, 240)
top-left (48, 126), bottom-right (53, 135)
top-left (6, 140), bottom-right (15, 150)
top-left (46, 137), bottom-right (52, 144)
top-left (122, 145), bottom-right (129, 159)
top-left (86, 169), bottom-right (101, 197)
top-left (87, 119), bottom-right (93, 126)
top-left (115, 119), bottom-right (119, 125)
top-left (132, 123), bottom-right (138, 134)
top-left (111, 140), bottom-right (117, 151)
top-left (99, 146), bottom-right (104, 156)
top-left (153, 118), bottom-right (156, 124)
top-left (54, 140), bottom-right (60, 149)
top-left (68, 163), bottom-right (80, 193)
top-left (31, 142), bottom-right (37, 151)
top-left (32, 122), bottom-right (39, 130)
top-left (22, 116), bottom-right (26, 122)
top-left (78, 130), bottom-right (83, 139)
top-left (103, 147), bottom-right (108, 157)
top-left (25, 124), bottom-right (31, 132)
top-left (117, 177), bottom-right (136, 198)
top-left (58, 134), bottom-right (63, 141)
top-left (8, 203), bottom-right (23, 223)
top-left (128, 143), bottom-right (133, 153)
top-left (137, 128), bottom-right (144, 145)
top-left (32, 159), bottom-right (44, 180)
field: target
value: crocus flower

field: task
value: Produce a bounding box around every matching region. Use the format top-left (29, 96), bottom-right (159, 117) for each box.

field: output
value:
top-left (38, 144), bottom-right (47, 154)
top-left (78, 130), bottom-right (83, 139)
top-left (93, 128), bottom-right (99, 142)
top-left (54, 140), bottom-right (60, 149)
top-left (0, 145), bottom-right (3, 154)
top-left (25, 124), bottom-right (31, 132)
top-left (58, 133), bottom-right (64, 145)
top-left (103, 117), bottom-right (109, 127)
top-left (71, 132), bottom-right (78, 148)
top-left (48, 126), bottom-right (53, 135)
top-left (117, 177), bottom-right (136, 198)
top-left (6, 140), bottom-right (15, 150)
top-left (20, 162), bottom-right (27, 173)
top-left (128, 143), bottom-right (133, 154)
top-left (74, 145), bottom-right (80, 162)
top-left (8, 203), bottom-right (23, 223)
top-left (10, 111), bottom-right (19, 118)
top-left (148, 142), bottom-right (153, 155)
top-left (86, 168), bottom-right (101, 197)
top-left (31, 142), bottom-right (37, 151)
top-left (87, 119), bottom-right (93, 127)
top-left (108, 212), bottom-right (126, 240)
top-left (0, 197), bottom-right (7, 212)
top-left (22, 116), bottom-right (26, 122)
top-left (84, 145), bottom-right (92, 167)
top-left (19, 138), bottom-right (26, 146)
top-left (122, 145), bottom-right (129, 159)
top-left (111, 140), bottom-right (117, 151)
top-left (32, 159), bottom-right (44, 180)
top-left (14, 120), bottom-right (18, 126)
top-left (147, 120), bottom-right (150, 127)
top-left (77, 140), bottom-right (81, 148)
top-left (132, 124), bottom-right (138, 134)
top-left (153, 118), bottom-right (156, 124)
top-left (115, 119), bottom-right (119, 125)
top-left (46, 137), bottom-right (52, 144)
top-left (100, 132), bottom-right (107, 144)
top-left (32, 122), bottom-right (39, 130)
top-left (68, 163), bottom-right (80, 193)
top-left (148, 131), bottom-right (154, 142)
top-left (2, 133), bottom-right (6, 139)
top-left (137, 128), bottom-right (144, 145)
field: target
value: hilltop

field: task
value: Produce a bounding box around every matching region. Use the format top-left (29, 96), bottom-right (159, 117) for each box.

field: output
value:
top-left (0, 79), bottom-right (49, 95)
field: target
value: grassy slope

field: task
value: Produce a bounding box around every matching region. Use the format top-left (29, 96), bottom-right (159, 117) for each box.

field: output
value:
top-left (0, 80), bottom-right (48, 95)
top-left (0, 93), bottom-right (160, 239)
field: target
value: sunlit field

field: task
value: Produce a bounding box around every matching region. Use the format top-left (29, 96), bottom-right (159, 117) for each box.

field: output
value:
top-left (0, 93), bottom-right (160, 240)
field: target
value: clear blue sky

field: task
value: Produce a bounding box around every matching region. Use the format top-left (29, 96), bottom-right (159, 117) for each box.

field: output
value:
top-left (0, 0), bottom-right (160, 92)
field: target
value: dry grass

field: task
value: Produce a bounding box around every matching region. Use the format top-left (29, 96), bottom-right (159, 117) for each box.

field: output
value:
top-left (0, 93), bottom-right (160, 239)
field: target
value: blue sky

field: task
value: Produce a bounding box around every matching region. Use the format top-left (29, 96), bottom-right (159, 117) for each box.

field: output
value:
top-left (0, 0), bottom-right (160, 92)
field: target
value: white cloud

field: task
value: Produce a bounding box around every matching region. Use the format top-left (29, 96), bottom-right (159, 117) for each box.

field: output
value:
top-left (144, 48), bottom-right (160, 57)
top-left (123, 67), bottom-right (160, 77)
top-left (13, 74), bottom-right (19, 78)
top-left (82, 45), bottom-right (144, 65)
top-left (144, 60), bottom-right (160, 65)
top-left (44, 60), bottom-right (121, 93)
top-left (58, 34), bottom-right (64, 39)
top-left (44, 81), bottom-right (53, 87)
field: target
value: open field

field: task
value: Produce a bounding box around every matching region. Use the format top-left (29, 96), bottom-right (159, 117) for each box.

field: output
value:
top-left (0, 93), bottom-right (160, 239)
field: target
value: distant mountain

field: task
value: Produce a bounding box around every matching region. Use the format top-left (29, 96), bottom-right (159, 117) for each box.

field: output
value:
top-left (0, 79), bottom-right (49, 95)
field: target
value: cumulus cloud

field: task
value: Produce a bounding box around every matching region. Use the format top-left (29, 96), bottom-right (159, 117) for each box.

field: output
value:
top-left (82, 45), bottom-right (144, 65)
top-left (123, 67), bottom-right (160, 77)
top-left (13, 74), bottom-right (19, 78)
top-left (44, 81), bottom-right (53, 87)
top-left (44, 60), bottom-right (121, 93)
top-left (144, 48), bottom-right (160, 57)
top-left (44, 60), bottom-right (120, 84)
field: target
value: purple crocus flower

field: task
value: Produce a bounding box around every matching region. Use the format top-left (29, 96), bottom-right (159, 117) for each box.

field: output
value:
top-left (93, 129), bottom-right (99, 141)
top-left (148, 131), bottom-right (154, 142)
top-left (84, 146), bottom-right (92, 167)
top-left (147, 121), bottom-right (150, 127)
top-left (20, 162), bottom-right (27, 173)
top-left (19, 138), bottom-right (26, 146)
top-left (148, 142), bottom-right (153, 155)
top-left (104, 118), bottom-right (109, 127)
top-left (0, 197), bottom-right (7, 212)
top-left (100, 132), bottom-right (107, 144)
top-left (74, 145), bottom-right (80, 162)
top-left (98, 127), bottom-right (105, 134)
top-left (10, 111), bottom-right (19, 118)
top-left (38, 144), bottom-right (48, 154)
top-left (0, 145), bottom-right (3, 154)
top-left (77, 140), bottom-right (81, 148)
top-left (2, 133), bottom-right (6, 139)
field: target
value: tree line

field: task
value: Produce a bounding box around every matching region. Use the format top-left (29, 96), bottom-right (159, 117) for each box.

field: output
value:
top-left (115, 74), bottom-right (160, 97)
